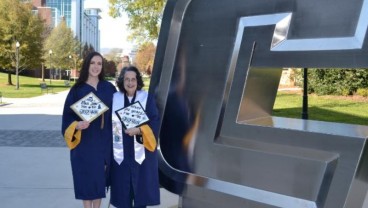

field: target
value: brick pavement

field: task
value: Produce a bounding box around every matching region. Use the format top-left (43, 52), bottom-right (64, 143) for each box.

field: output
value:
top-left (0, 130), bottom-right (64, 147)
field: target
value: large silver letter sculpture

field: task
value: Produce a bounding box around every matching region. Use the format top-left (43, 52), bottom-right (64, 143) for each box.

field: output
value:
top-left (150, 0), bottom-right (368, 207)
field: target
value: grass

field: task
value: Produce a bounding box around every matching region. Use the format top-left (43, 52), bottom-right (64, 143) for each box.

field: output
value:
top-left (1, 72), bottom-right (367, 126)
top-left (0, 72), bottom-right (73, 98)
top-left (273, 92), bottom-right (368, 126)
top-left (0, 73), bottom-right (151, 98)
top-left (143, 76), bottom-right (150, 91)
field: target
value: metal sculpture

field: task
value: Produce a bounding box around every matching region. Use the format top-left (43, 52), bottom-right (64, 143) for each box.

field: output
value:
top-left (150, 0), bottom-right (368, 207)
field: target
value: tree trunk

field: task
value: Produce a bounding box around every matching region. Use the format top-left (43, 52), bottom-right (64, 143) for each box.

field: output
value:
top-left (7, 72), bottom-right (13, 85)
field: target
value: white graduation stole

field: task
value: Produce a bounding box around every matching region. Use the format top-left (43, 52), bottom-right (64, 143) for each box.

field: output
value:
top-left (112, 90), bottom-right (148, 165)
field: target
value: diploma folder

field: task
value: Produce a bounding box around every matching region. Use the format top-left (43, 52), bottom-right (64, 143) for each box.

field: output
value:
top-left (115, 101), bottom-right (150, 129)
top-left (70, 92), bottom-right (109, 122)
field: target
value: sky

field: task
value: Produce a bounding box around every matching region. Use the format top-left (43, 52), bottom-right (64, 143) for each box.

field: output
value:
top-left (84, 0), bottom-right (132, 52)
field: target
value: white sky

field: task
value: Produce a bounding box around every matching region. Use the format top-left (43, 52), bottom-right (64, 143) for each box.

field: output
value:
top-left (84, 0), bottom-right (133, 51)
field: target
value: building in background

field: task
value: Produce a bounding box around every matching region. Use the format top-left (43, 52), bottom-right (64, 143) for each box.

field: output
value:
top-left (31, 0), bottom-right (101, 52)
top-left (83, 8), bottom-right (101, 52)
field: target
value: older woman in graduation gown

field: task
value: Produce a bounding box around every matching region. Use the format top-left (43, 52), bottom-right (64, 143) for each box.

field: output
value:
top-left (110, 66), bottom-right (160, 208)
top-left (62, 52), bottom-right (116, 208)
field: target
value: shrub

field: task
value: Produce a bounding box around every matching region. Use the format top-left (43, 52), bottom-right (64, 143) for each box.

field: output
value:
top-left (356, 88), bottom-right (368, 97)
top-left (307, 68), bottom-right (368, 95)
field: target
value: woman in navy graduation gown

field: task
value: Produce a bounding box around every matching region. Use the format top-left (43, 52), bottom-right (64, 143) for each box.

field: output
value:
top-left (110, 66), bottom-right (160, 208)
top-left (61, 52), bottom-right (116, 208)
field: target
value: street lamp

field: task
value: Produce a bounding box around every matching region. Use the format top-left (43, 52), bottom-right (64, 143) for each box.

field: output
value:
top-left (68, 55), bottom-right (72, 82)
top-left (49, 49), bottom-right (52, 84)
top-left (15, 41), bottom-right (20, 90)
top-left (301, 68), bottom-right (309, 119)
top-left (69, 54), bottom-right (77, 82)
top-left (41, 63), bottom-right (45, 82)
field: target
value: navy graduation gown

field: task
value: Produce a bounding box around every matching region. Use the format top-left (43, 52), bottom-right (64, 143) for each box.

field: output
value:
top-left (61, 81), bottom-right (116, 200)
top-left (110, 91), bottom-right (160, 208)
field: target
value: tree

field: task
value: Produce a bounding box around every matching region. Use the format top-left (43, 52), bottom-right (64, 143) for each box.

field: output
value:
top-left (104, 59), bottom-right (117, 77)
top-left (44, 20), bottom-right (80, 74)
top-left (81, 43), bottom-right (95, 59)
top-left (104, 48), bottom-right (123, 63)
top-left (108, 0), bottom-right (165, 43)
top-left (308, 68), bottom-right (368, 96)
top-left (134, 42), bottom-right (156, 75)
top-left (0, 0), bottom-right (44, 85)
top-left (70, 36), bottom-right (83, 71)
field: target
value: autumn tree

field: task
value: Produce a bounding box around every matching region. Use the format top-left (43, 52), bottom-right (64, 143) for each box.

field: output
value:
top-left (0, 0), bottom-right (44, 85)
top-left (44, 20), bottom-right (80, 79)
top-left (104, 59), bottom-right (117, 77)
top-left (134, 42), bottom-right (156, 76)
top-left (68, 36), bottom-right (83, 72)
top-left (108, 0), bottom-right (165, 43)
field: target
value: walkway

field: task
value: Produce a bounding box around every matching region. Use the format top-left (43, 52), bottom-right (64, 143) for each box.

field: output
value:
top-left (0, 90), bottom-right (179, 208)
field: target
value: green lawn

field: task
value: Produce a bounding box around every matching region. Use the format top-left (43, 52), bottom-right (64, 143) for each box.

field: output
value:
top-left (1, 72), bottom-right (367, 126)
top-left (0, 73), bottom-right (151, 98)
top-left (0, 72), bottom-right (72, 98)
top-left (273, 92), bottom-right (368, 126)
top-left (143, 76), bottom-right (150, 91)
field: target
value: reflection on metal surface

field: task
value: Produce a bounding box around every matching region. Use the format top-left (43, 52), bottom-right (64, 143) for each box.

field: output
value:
top-left (151, 0), bottom-right (368, 207)
top-left (271, 0), bottom-right (368, 51)
top-left (271, 14), bottom-right (292, 49)
top-left (237, 67), bottom-right (282, 122)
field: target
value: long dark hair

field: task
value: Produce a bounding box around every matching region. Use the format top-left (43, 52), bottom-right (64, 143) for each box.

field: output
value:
top-left (116, 66), bottom-right (144, 93)
top-left (73, 51), bottom-right (105, 88)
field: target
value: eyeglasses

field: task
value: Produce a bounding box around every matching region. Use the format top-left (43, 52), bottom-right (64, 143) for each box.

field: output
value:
top-left (124, 78), bottom-right (137, 83)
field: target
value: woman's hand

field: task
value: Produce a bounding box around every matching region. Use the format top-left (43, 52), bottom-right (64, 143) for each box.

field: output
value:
top-left (76, 121), bottom-right (90, 130)
top-left (124, 127), bottom-right (141, 137)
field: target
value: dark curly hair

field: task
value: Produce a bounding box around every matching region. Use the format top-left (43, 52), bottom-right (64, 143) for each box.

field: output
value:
top-left (116, 66), bottom-right (145, 93)
top-left (73, 51), bottom-right (105, 88)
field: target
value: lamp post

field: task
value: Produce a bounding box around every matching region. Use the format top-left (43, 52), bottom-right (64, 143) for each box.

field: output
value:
top-left (69, 54), bottom-right (77, 82)
top-left (49, 49), bottom-right (52, 84)
top-left (68, 55), bottom-right (72, 82)
top-left (41, 63), bottom-right (45, 82)
top-left (15, 41), bottom-right (20, 90)
top-left (301, 68), bottom-right (309, 119)
top-left (74, 58), bottom-right (77, 82)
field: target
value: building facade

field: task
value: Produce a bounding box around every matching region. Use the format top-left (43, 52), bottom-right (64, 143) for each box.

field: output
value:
top-left (32, 0), bottom-right (101, 52)
top-left (83, 8), bottom-right (101, 52)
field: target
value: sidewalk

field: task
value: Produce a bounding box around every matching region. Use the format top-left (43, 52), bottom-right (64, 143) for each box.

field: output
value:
top-left (0, 90), bottom-right (179, 208)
